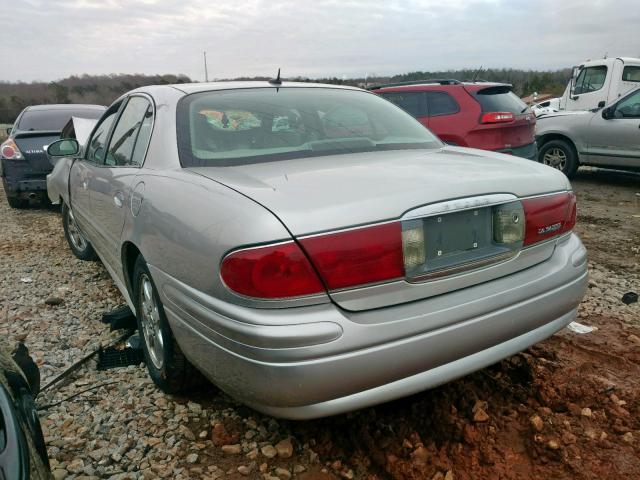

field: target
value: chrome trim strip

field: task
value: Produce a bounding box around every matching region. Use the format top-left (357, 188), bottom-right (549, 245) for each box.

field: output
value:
top-left (407, 250), bottom-right (518, 282)
top-left (401, 193), bottom-right (518, 220)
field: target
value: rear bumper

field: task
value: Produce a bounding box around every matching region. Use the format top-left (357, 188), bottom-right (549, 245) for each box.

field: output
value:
top-left (497, 141), bottom-right (538, 160)
top-left (154, 233), bottom-right (587, 419)
top-left (1, 159), bottom-right (48, 195)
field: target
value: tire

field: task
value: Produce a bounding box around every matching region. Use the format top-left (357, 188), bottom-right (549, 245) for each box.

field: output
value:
top-left (61, 203), bottom-right (97, 261)
top-left (538, 139), bottom-right (579, 178)
top-left (6, 195), bottom-right (27, 209)
top-left (133, 255), bottom-right (204, 393)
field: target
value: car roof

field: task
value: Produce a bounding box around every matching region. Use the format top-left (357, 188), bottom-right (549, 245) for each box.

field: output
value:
top-left (25, 104), bottom-right (106, 111)
top-left (163, 81), bottom-right (364, 95)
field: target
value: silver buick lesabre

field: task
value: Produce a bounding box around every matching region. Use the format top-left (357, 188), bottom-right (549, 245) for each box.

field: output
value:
top-left (47, 82), bottom-right (587, 419)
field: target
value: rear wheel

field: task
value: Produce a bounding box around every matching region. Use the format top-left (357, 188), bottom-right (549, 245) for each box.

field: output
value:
top-left (62, 203), bottom-right (97, 261)
top-left (539, 139), bottom-right (578, 178)
top-left (133, 255), bottom-right (204, 393)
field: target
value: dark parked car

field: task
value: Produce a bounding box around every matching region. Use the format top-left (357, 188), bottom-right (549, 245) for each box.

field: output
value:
top-left (371, 80), bottom-right (537, 159)
top-left (1, 104), bottom-right (105, 208)
top-left (0, 341), bottom-right (50, 479)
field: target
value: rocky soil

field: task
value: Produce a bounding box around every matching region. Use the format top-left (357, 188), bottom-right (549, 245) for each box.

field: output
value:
top-left (0, 167), bottom-right (638, 480)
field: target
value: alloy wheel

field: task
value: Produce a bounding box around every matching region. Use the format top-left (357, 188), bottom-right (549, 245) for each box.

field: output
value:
top-left (139, 273), bottom-right (165, 369)
top-left (67, 209), bottom-right (88, 251)
top-left (542, 147), bottom-right (567, 171)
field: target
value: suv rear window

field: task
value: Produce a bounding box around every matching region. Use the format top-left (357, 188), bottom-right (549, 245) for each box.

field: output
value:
top-left (473, 87), bottom-right (528, 114)
top-left (17, 108), bottom-right (104, 132)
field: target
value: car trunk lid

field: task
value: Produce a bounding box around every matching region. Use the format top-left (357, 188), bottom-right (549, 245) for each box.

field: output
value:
top-left (12, 131), bottom-right (61, 172)
top-left (190, 148), bottom-right (570, 310)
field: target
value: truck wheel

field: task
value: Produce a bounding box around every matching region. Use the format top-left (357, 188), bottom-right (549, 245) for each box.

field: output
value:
top-left (62, 203), bottom-right (97, 261)
top-left (6, 195), bottom-right (27, 209)
top-left (133, 255), bottom-right (205, 393)
top-left (539, 140), bottom-right (579, 178)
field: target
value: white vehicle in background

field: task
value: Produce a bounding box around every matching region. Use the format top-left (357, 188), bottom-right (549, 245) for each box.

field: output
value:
top-left (531, 97), bottom-right (561, 117)
top-left (559, 57), bottom-right (640, 111)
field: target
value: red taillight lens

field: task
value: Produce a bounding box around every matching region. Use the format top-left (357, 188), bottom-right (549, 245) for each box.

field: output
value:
top-left (300, 222), bottom-right (404, 290)
top-left (522, 192), bottom-right (576, 246)
top-left (0, 139), bottom-right (23, 159)
top-left (220, 241), bottom-right (324, 298)
top-left (480, 111), bottom-right (515, 124)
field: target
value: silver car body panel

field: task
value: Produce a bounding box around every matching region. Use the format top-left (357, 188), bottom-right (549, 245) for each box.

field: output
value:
top-left (47, 81), bottom-right (588, 418)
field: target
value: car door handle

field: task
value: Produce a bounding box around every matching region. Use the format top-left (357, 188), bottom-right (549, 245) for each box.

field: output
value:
top-left (113, 192), bottom-right (124, 208)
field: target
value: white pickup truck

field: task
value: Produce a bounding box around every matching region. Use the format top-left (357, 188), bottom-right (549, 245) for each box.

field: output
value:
top-left (533, 57), bottom-right (640, 116)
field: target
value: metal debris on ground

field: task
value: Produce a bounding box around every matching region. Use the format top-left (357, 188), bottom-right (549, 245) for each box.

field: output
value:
top-left (622, 292), bottom-right (638, 305)
top-left (567, 321), bottom-right (597, 334)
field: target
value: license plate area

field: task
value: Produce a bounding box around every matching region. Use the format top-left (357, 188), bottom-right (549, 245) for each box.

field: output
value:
top-left (403, 204), bottom-right (523, 281)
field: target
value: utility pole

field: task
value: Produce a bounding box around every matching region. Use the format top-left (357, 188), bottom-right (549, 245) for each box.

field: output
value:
top-left (203, 51), bottom-right (209, 82)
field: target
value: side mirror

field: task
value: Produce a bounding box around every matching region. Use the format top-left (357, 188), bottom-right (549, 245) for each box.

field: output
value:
top-left (601, 107), bottom-right (613, 120)
top-left (47, 138), bottom-right (79, 157)
top-left (6, 126), bottom-right (12, 135)
top-left (597, 101), bottom-right (606, 108)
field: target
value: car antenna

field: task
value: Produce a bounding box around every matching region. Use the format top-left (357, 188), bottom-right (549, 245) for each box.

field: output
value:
top-left (472, 66), bottom-right (483, 82)
top-left (269, 68), bottom-right (282, 86)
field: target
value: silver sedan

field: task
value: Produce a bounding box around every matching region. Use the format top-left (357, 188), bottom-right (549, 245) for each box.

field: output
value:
top-left (47, 82), bottom-right (587, 419)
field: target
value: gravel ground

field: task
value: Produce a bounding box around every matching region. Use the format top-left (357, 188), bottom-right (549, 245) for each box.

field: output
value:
top-left (0, 168), bottom-right (638, 480)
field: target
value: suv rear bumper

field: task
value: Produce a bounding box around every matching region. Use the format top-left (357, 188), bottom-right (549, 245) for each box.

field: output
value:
top-left (497, 141), bottom-right (538, 160)
top-left (156, 233), bottom-right (587, 419)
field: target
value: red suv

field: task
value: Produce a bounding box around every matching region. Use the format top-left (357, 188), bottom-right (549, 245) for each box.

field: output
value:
top-left (371, 80), bottom-right (537, 159)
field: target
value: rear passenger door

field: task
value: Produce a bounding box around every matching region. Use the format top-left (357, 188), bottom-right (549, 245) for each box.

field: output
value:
top-left (379, 92), bottom-right (428, 127)
top-left (89, 95), bottom-right (154, 270)
top-left (424, 91), bottom-right (460, 144)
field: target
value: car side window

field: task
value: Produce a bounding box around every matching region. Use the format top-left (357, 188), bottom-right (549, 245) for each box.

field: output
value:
top-left (86, 110), bottom-right (119, 164)
top-left (622, 66), bottom-right (640, 82)
top-left (614, 90), bottom-right (640, 118)
top-left (574, 66), bottom-right (607, 95)
top-left (426, 92), bottom-right (459, 116)
top-left (380, 92), bottom-right (426, 118)
top-left (106, 96), bottom-right (153, 167)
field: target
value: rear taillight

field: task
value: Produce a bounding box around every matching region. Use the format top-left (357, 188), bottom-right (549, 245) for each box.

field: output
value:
top-left (300, 222), bottom-right (404, 290)
top-left (480, 112), bottom-right (514, 124)
top-left (0, 139), bottom-right (23, 159)
top-left (220, 223), bottom-right (405, 299)
top-left (220, 241), bottom-right (324, 298)
top-left (522, 192), bottom-right (576, 246)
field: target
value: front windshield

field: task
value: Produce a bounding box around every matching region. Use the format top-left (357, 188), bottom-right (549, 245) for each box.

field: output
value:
top-left (177, 87), bottom-right (442, 166)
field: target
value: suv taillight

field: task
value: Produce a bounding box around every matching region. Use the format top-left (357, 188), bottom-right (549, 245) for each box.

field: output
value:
top-left (480, 112), bottom-right (514, 124)
top-left (0, 139), bottom-right (23, 159)
top-left (522, 192), bottom-right (576, 246)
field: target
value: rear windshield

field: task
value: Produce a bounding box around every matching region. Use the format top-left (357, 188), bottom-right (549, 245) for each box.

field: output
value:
top-left (17, 108), bottom-right (104, 132)
top-left (177, 87), bottom-right (442, 167)
top-left (473, 87), bottom-right (529, 115)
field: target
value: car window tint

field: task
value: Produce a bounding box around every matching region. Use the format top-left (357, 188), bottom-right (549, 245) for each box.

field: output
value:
top-left (473, 87), bottom-right (527, 114)
top-left (86, 111), bottom-right (118, 164)
top-left (614, 89), bottom-right (640, 118)
top-left (427, 92), bottom-right (459, 116)
top-left (106, 96), bottom-right (152, 167)
top-left (622, 66), bottom-right (640, 82)
top-left (16, 108), bottom-right (104, 132)
top-left (130, 104), bottom-right (154, 166)
top-left (574, 66), bottom-right (607, 94)
top-left (379, 92), bottom-right (426, 117)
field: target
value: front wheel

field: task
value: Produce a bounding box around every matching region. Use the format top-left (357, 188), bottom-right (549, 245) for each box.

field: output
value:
top-left (62, 203), bottom-right (97, 261)
top-left (6, 195), bottom-right (27, 209)
top-left (133, 256), bottom-right (204, 393)
top-left (538, 140), bottom-right (579, 178)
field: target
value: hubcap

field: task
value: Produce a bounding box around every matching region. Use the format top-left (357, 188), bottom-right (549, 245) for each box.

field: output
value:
top-left (66, 209), bottom-right (88, 251)
top-left (542, 147), bottom-right (567, 171)
top-left (139, 274), bottom-right (165, 369)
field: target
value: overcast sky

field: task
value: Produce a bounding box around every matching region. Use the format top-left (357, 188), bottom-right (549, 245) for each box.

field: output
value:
top-left (1, 0), bottom-right (639, 82)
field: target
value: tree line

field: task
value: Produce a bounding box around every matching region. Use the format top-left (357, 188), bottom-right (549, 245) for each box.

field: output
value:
top-left (0, 69), bottom-right (571, 123)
